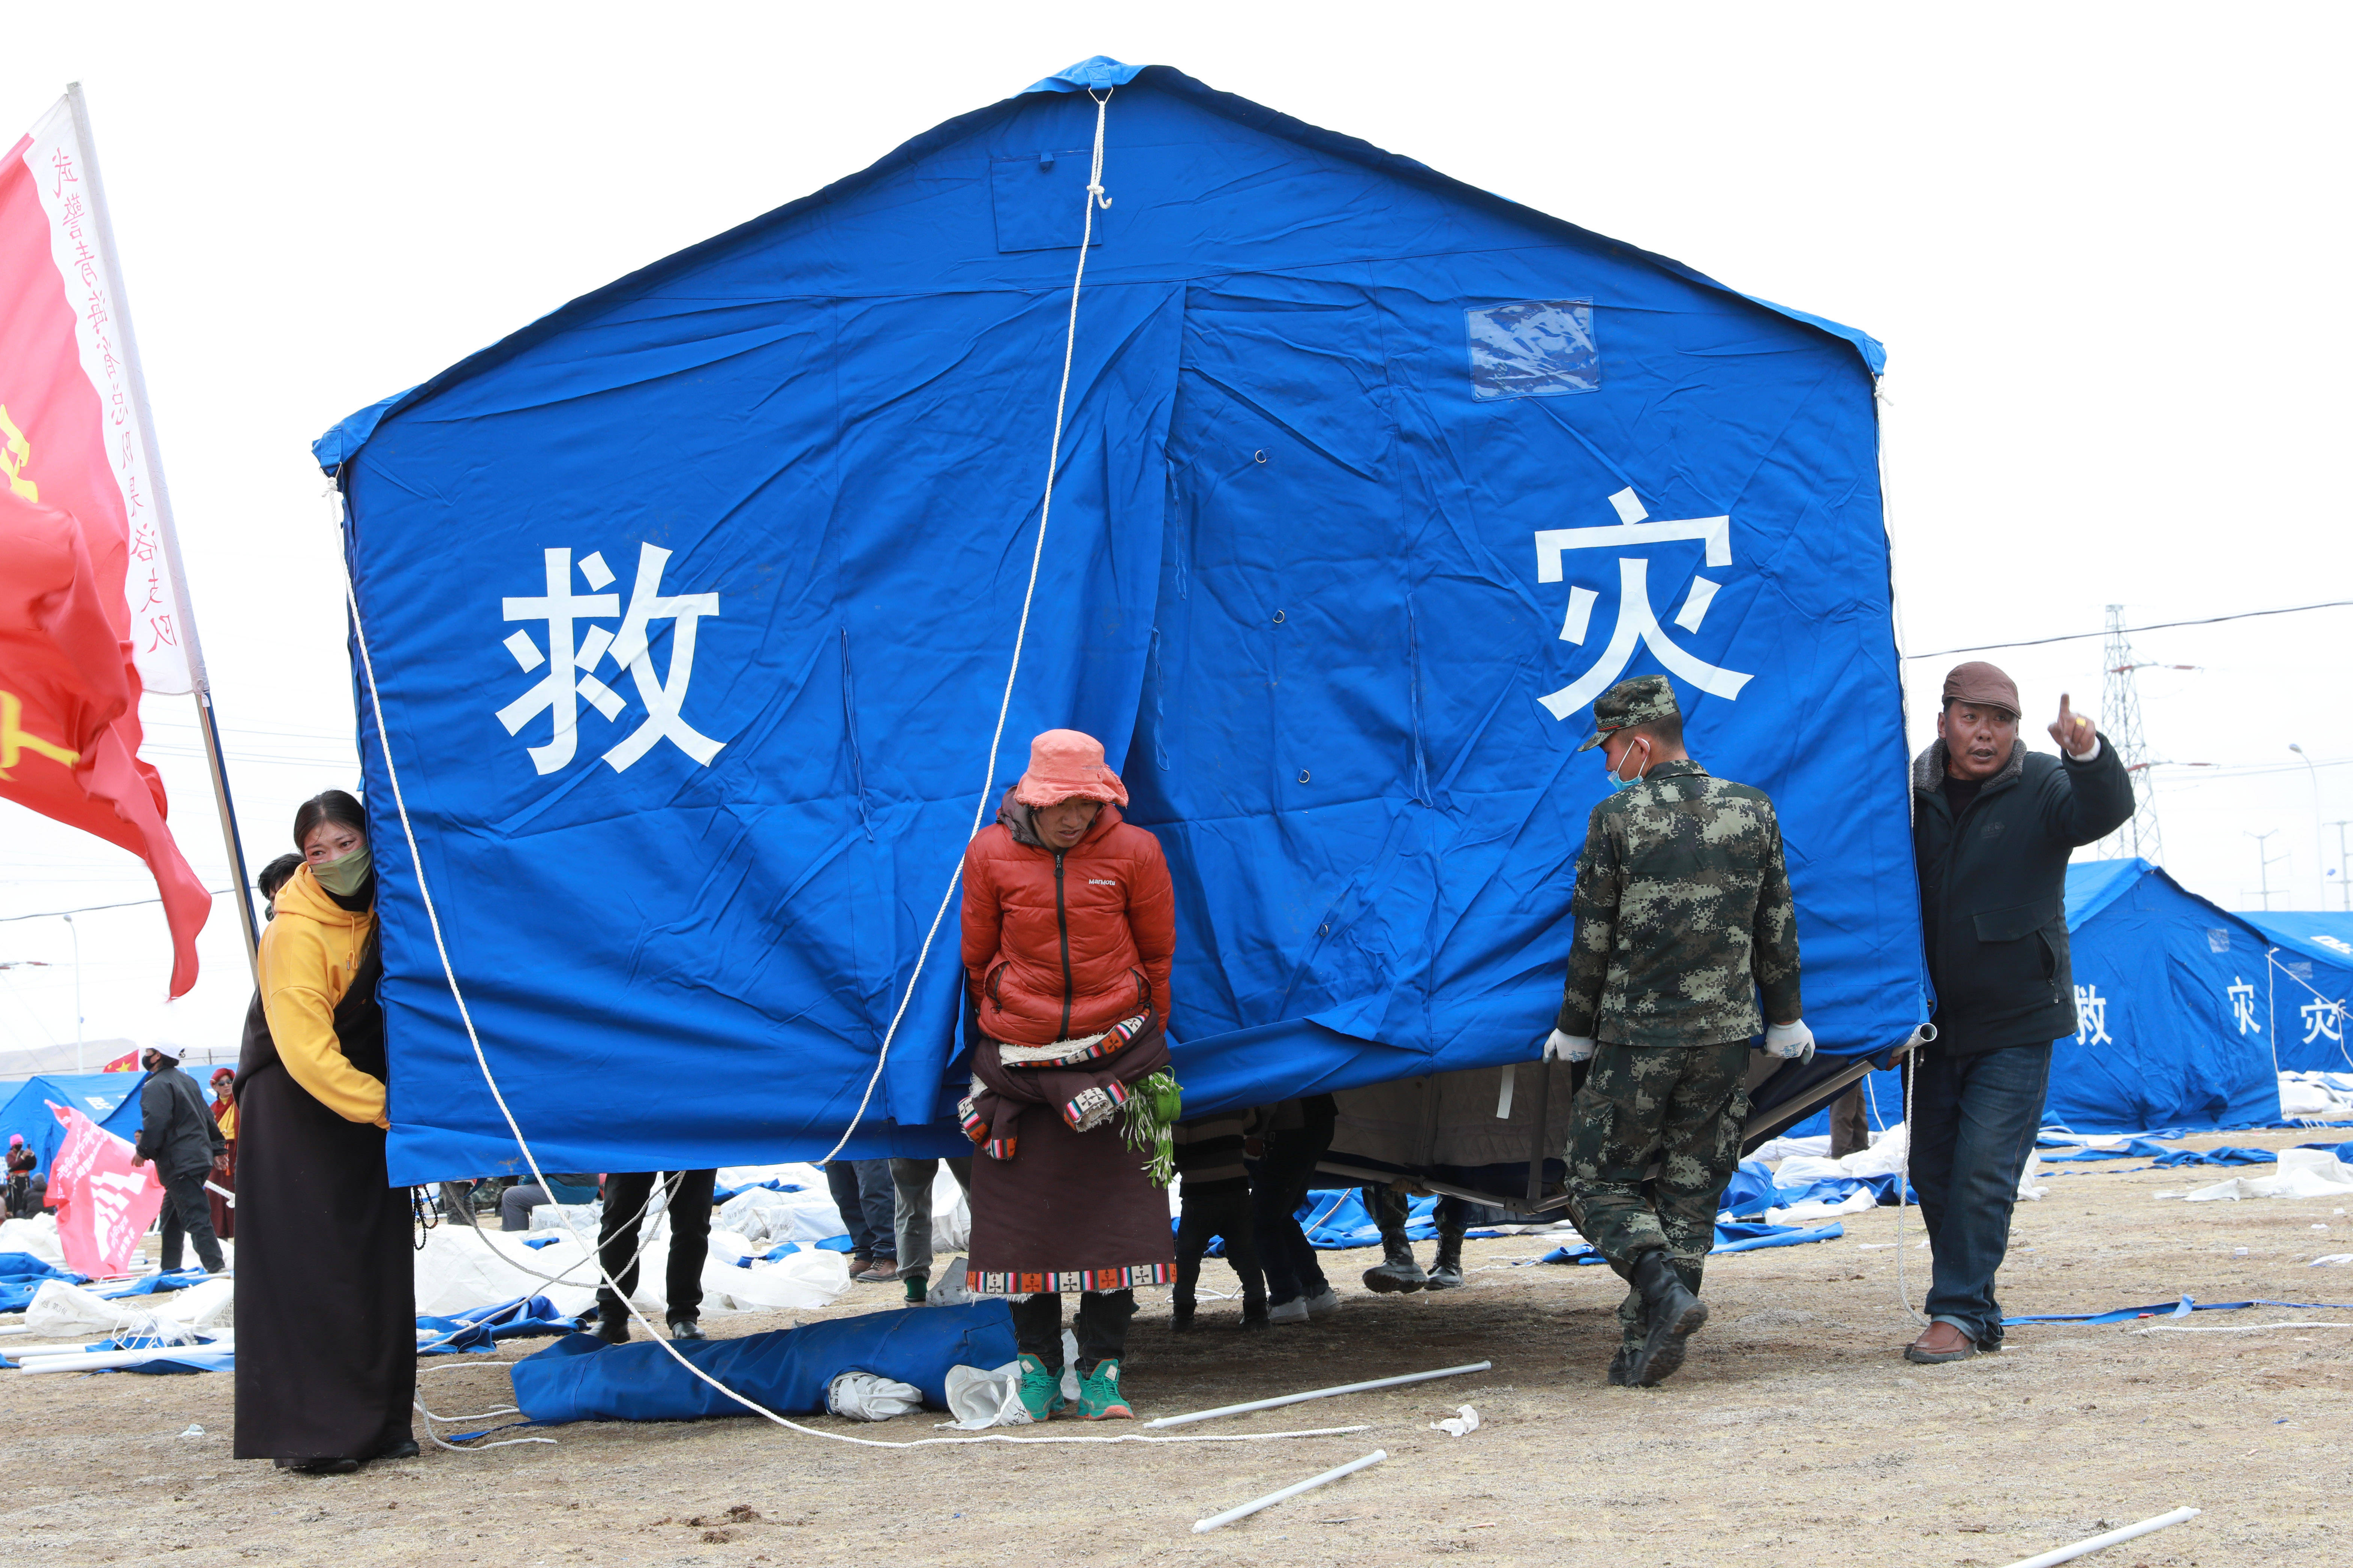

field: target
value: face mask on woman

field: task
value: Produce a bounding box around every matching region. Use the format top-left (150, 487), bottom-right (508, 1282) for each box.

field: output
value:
top-left (313, 842), bottom-right (373, 897)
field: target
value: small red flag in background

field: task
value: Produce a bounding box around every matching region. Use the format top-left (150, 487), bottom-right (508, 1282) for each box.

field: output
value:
top-left (99, 1047), bottom-right (140, 1073)
top-left (0, 97), bottom-right (209, 995)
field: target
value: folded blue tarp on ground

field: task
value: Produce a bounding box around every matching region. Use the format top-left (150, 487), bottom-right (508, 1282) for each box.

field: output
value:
top-left (418, 1295), bottom-right (576, 1354)
top-left (1541, 1220), bottom-right (1844, 1264)
top-left (511, 1300), bottom-right (1018, 1425)
top-left (1719, 1158), bottom-right (1913, 1218)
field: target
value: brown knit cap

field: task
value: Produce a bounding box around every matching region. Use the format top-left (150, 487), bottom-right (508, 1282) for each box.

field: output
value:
top-left (1940, 661), bottom-right (2020, 717)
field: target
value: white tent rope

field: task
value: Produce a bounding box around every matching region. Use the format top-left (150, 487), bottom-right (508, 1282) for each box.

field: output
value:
top-left (813, 84), bottom-right (1119, 1165)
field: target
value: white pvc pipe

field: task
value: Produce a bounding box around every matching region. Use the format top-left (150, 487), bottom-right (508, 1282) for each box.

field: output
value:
top-left (1146, 1361), bottom-right (1491, 1428)
top-left (1996, 1507), bottom-right (2201, 1568)
top-left (17, 1344), bottom-right (230, 1374)
top-left (1193, 1449), bottom-right (1386, 1533)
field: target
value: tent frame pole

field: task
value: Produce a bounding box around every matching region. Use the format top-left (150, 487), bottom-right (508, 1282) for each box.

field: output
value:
top-left (64, 80), bottom-right (260, 982)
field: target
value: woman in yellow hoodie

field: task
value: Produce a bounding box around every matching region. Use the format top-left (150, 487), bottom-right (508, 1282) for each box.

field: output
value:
top-left (231, 790), bottom-right (416, 1473)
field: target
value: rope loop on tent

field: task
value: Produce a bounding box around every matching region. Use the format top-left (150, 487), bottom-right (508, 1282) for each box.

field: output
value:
top-left (810, 81), bottom-right (1118, 1165)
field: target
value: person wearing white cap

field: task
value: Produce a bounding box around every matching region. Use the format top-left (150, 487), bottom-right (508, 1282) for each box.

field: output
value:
top-left (130, 1037), bottom-right (227, 1274)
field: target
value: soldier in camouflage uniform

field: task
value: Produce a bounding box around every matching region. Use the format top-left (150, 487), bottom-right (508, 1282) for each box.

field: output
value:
top-left (1543, 675), bottom-right (1814, 1387)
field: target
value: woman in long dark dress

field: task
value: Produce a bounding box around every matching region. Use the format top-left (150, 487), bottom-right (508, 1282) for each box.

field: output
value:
top-left (232, 790), bottom-right (416, 1473)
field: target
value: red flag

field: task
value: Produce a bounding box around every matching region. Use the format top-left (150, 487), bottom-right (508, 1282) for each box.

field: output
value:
top-left (0, 98), bottom-right (209, 993)
top-left (0, 486), bottom-right (209, 992)
top-left (46, 1101), bottom-right (166, 1278)
top-left (99, 1048), bottom-right (140, 1073)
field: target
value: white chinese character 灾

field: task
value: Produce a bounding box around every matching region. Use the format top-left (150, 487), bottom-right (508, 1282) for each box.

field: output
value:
top-left (2074, 984), bottom-right (2111, 1046)
top-left (2226, 977), bottom-right (2261, 1036)
top-left (1533, 488), bottom-right (1753, 721)
top-left (2302, 996), bottom-right (2345, 1047)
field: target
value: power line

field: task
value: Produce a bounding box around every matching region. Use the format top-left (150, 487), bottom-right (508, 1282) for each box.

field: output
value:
top-left (0, 888), bottom-right (238, 923)
top-left (1906, 599), bottom-right (2353, 659)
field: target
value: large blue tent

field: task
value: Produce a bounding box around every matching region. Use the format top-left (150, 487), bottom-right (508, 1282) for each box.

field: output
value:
top-left (316, 58), bottom-right (1925, 1184)
top-left (2232, 910), bottom-right (2353, 1073)
top-left (0, 1072), bottom-right (146, 1176)
top-left (1782, 857), bottom-right (2281, 1139)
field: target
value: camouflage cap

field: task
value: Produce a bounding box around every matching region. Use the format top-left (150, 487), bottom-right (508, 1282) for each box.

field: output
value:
top-left (1576, 674), bottom-right (1680, 752)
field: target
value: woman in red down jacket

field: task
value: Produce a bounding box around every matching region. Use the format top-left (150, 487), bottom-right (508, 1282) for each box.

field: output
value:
top-left (959, 728), bottom-right (1177, 1421)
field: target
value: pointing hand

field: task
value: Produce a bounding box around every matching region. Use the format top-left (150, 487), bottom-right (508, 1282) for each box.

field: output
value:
top-left (2048, 694), bottom-right (2096, 758)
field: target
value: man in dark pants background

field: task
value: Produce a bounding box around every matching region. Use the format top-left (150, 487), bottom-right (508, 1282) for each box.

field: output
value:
top-left (592, 1169), bottom-right (718, 1342)
top-left (131, 1041), bottom-right (227, 1275)
top-left (1906, 662), bottom-right (2132, 1363)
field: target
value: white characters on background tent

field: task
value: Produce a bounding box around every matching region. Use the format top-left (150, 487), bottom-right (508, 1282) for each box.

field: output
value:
top-left (496, 543), bottom-right (725, 776)
top-left (2314, 933), bottom-right (2353, 958)
top-left (2226, 977), bottom-right (2261, 1036)
top-left (2073, 984), bottom-right (2111, 1046)
top-left (1533, 488), bottom-right (1755, 721)
top-left (2302, 996), bottom-right (2346, 1047)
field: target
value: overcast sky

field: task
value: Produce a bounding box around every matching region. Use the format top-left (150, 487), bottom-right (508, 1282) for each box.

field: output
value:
top-left (3, 3), bottom-right (2346, 1059)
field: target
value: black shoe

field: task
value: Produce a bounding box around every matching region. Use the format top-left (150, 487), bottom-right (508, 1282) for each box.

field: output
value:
top-left (1626, 1250), bottom-right (1707, 1387)
top-left (595, 1304), bottom-right (631, 1345)
top-left (1606, 1344), bottom-right (1636, 1386)
top-left (666, 1314), bottom-right (705, 1341)
top-left (279, 1458), bottom-right (360, 1475)
top-left (1170, 1301), bottom-right (1197, 1333)
top-left (372, 1439), bottom-right (420, 1461)
top-left (1238, 1300), bottom-right (1270, 1330)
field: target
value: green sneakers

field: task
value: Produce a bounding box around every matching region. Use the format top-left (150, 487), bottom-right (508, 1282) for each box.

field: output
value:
top-left (1075, 1358), bottom-right (1133, 1421)
top-left (1016, 1353), bottom-right (1066, 1422)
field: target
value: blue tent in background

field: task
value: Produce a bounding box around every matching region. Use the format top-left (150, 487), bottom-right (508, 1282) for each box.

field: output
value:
top-left (1781, 857), bottom-right (2281, 1140)
top-left (0, 1072), bottom-right (146, 1176)
top-left (2233, 910), bottom-right (2353, 1073)
top-left (2049, 860), bottom-right (2277, 1131)
top-left (315, 57), bottom-right (1926, 1184)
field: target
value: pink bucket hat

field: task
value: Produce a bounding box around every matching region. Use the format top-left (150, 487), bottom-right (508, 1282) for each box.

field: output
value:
top-left (1011, 729), bottom-right (1130, 809)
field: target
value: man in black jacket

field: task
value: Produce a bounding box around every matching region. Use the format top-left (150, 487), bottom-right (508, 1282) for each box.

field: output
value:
top-left (1906, 661), bottom-right (2133, 1363)
top-left (132, 1043), bottom-right (229, 1274)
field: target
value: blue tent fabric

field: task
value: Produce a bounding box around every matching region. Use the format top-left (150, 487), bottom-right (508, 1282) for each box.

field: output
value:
top-left (1541, 1219), bottom-right (1844, 1264)
top-left (0, 1073), bottom-right (145, 1175)
top-left (318, 59), bottom-right (1925, 1183)
top-left (2234, 910), bottom-right (2353, 1072)
top-left (2047, 860), bottom-right (2279, 1132)
top-left (416, 1295), bottom-right (577, 1354)
top-left (509, 1301), bottom-right (1019, 1425)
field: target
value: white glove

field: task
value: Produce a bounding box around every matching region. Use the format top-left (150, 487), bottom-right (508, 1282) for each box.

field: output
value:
top-left (1544, 1029), bottom-right (1595, 1063)
top-left (1762, 1020), bottom-right (1816, 1062)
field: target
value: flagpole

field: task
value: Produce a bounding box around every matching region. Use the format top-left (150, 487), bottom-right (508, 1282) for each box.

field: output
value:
top-left (63, 81), bottom-right (262, 981)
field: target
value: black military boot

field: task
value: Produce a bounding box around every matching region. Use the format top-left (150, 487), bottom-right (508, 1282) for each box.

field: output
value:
top-left (1360, 1232), bottom-right (1427, 1293)
top-left (1424, 1226), bottom-right (1467, 1290)
top-left (1606, 1342), bottom-right (1637, 1386)
top-left (594, 1300), bottom-right (631, 1345)
top-left (1625, 1249), bottom-right (1706, 1386)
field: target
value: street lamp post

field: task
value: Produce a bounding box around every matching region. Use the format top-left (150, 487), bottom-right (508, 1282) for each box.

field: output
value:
top-left (62, 913), bottom-right (83, 1072)
top-left (2290, 744), bottom-right (2324, 908)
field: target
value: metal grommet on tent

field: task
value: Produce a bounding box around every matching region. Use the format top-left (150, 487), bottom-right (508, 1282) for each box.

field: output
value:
top-left (1253, 449), bottom-right (1268, 464)
top-left (1271, 609), bottom-right (1285, 624)
top-left (1297, 770), bottom-right (1311, 784)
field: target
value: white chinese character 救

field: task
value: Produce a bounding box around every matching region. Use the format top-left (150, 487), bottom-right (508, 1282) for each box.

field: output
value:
top-left (2226, 977), bottom-right (2261, 1036)
top-left (2074, 984), bottom-right (2111, 1046)
top-left (1533, 488), bottom-right (1754, 721)
top-left (494, 543), bottom-right (723, 776)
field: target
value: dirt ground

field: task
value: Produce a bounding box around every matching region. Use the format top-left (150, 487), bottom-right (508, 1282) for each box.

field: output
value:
top-left (4, 1127), bottom-right (2347, 1567)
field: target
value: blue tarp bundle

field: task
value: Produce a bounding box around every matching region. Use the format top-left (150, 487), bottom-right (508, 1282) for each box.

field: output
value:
top-left (1541, 1220), bottom-right (1844, 1264)
top-left (318, 57), bottom-right (1923, 1183)
top-left (416, 1295), bottom-right (577, 1354)
top-left (1717, 1156), bottom-right (1911, 1217)
top-left (2008, 1295), bottom-right (2353, 1327)
top-left (510, 1301), bottom-right (1018, 1425)
top-left (0, 1073), bottom-right (146, 1175)
top-left (2235, 910), bottom-right (2353, 1073)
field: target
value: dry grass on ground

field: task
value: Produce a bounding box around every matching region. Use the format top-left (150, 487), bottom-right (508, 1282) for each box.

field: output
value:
top-left (2, 1127), bottom-right (2346, 1566)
